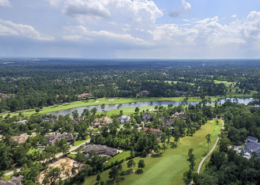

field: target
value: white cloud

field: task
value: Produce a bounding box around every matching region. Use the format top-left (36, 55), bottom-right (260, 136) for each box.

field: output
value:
top-left (53, 0), bottom-right (163, 24)
top-left (0, 19), bottom-right (54, 41)
top-left (169, 0), bottom-right (191, 18)
top-left (0, 0), bottom-right (10, 7)
top-left (45, 0), bottom-right (62, 6)
top-left (64, 25), bottom-right (152, 46)
top-left (232, 15), bottom-right (237, 18)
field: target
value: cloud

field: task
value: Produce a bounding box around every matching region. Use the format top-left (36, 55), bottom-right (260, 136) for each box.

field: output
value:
top-left (0, 0), bottom-right (11, 7)
top-left (0, 19), bottom-right (54, 41)
top-left (45, 0), bottom-right (62, 6)
top-left (169, 0), bottom-right (191, 18)
top-left (232, 15), bottom-right (237, 18)
top-left (64, 25), bottom-right (152, 46)
top-left (52, 0), bottom-right (163, 24)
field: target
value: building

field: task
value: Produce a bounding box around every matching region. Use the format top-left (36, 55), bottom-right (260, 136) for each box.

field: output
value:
top-left (72, 117), bottom-right (84, 125)
top-left (11, 134), bottom-right (29, 144)
top-left (247, 136), bottom-right (259, 143)
top-left (175, 91), bottom-right (187, 96)
top-left (144, 128), bottom-right (162, 140)
top-left (142, 112), bottom-right (151, 121)
top-left (0, 135), bottom-right (3, 141)
top-left (137, 90), bottom-right (150, 96)
top-left (84, 144), bottom-right (119, 156)
top-left (14, 120), bottom-right (27, 124)
top-left (92, 117), bottom-right (112, 127)
top-left (77, 93), bottom-right (92, 99)
top-left (0, 175), bottom-right (24, 185)
top-left (45, 133), bottom-right (74, 146)
top-left (117, 115), bottom-right (131, 124)
top-left (245, 142), bottom-right (260, 157)
top-left (171, 112), bottom-right (185, 118)
top-left (41, 118), bottom-right (58, 125)
top-left (163, 119), bottom-right (175, 128)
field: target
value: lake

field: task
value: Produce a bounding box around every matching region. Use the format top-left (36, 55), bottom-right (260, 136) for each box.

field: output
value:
top-left (47, 98), bottom-right (253, 117)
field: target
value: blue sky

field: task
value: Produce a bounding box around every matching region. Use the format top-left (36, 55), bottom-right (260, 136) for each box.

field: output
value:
top-left (0, 0), bottom-right (260, 59)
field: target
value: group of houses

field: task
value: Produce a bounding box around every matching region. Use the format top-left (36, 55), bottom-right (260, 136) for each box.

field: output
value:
top-left (0, 175), bottom-right (24, 185)
top-left (83, 144), bottom-right (120, 158)
top-left (92, 117), bottom-right (112, 127)
top-left (244, 136), bottom-right (260, 158)
top-left (44, 133), bottom-right (74, 145)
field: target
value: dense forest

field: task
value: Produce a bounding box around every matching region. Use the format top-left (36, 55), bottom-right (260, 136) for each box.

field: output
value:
top-left (0, 59), bottom-right (259, 112)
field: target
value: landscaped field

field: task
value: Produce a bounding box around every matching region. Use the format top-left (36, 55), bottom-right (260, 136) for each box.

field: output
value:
top-left (82, 119), bottom-right (222, 185)
top-left (105, 151), bottom-right (131, 168)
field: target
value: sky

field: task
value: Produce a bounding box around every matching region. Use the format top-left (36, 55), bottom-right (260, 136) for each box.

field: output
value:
top-left (0, 0), bottom-right (260, 59)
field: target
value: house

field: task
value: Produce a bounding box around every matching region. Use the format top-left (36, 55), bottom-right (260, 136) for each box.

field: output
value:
top-left (171, 112), bottom-right (185, 118)
top-left (137, 90), bottom-right (150, 96)
top-left (117, 115), bottom-right (131, 124)
top-left (0, 135), bottom-right (3, 141)
top-left (163, 119), bottom-right (175, 127)
top-left (41, 118), bottom-right (58, 125)
top-left (92, 117), bottom-right (112, 127)
top-left (175, 91), bottom-right (187, 96)
top-left (14, 120), bottom-right (27, 124)
top-left (72, 117), bottom-right (84, 125)
top-left (142, 112), bottom-right (151, 121)
top-left (245, 142), bottom-right (260, 157)
top-left (77, 93), bottom-right (92, 99)
top-left (144, 128), bottom-right (162, 140)
top-left (84, 144), bottom-right (119, 156)
top-left (45, 133), bottom-right (74, 146)
top-left (11, 134), bottom-right (29, 144)
top-left (0, 175), bottom-right (24, 185)
top-left (247, 136), bottom-right (258, 143)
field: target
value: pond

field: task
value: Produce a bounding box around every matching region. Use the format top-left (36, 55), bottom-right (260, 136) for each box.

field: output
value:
top-left (47, 98), bottom-right (253, 117)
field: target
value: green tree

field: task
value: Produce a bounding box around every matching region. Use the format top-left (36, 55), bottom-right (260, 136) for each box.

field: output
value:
top-left (206, 134), bottom-right (211, 152)
top-left (138, 160), bottom-right (145, 170)
top-left (187, 148), bottom-right (196, 171)
top-left (127, 159), bottom-right (136, 170)
top-left (96, 171), bottom-right (101, 182)
top-left (135, 107), bottom-right (140, 113)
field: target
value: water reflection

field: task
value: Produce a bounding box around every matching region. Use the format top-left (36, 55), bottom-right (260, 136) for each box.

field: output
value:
top-left (47, 98), bottom-right (253, 117)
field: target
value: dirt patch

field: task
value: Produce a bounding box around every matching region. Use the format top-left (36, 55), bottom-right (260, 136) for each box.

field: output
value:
top-left (38, 158), bottom-right (82, 184)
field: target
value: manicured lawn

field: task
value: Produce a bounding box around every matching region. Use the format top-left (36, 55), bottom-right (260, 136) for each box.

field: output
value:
top-left (74, 137), bottom-right (90, 146)
top-left (105, 151), bottom-right (131, 168)
top-left (27, 148), bottom-right (43, 155)
top-left (68, 154), bottom-right (76, 159)
top-left (2, 97), bottom-right (202, 117)
top-left (82, 119), bottom-right (222, 185)
top-left (1, 174), bottom-right (13, 181)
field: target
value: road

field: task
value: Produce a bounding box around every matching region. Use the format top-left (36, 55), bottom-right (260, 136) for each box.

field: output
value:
top-left (3, 138), bottom-right (91, 177)
top-left (189, 119), bottom-right (224, 185)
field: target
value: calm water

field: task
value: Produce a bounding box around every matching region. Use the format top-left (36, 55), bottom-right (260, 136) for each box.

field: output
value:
top-left (47, 98), bottom-right (253, 116)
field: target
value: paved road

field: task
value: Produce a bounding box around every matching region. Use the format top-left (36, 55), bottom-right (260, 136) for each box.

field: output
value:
top-left (3, 138), bottom-right (91, 177)
top-left (189, 119), bottom-right (224, 185)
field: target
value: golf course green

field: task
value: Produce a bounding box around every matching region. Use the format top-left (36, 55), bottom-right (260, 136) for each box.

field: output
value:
top-left (82, 119), bottom-right (222, 185)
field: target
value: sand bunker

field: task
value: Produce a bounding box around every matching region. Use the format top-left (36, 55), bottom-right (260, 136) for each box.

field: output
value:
top-left (95, 101), bottom-right (100, 103)
top-left (109, 99), bottom-right (115, 101)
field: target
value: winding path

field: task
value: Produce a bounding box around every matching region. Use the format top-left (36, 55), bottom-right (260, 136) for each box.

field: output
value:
top-left (189, 119), bottom-right (224, 184)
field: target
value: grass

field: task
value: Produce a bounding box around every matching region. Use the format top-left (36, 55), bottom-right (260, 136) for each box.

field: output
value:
top-left (3, 97), bottom-right (203, 117)
top-left (68, 154), bottom-right (76, 159)
top-left (1, 174), bottom-right (13, 181)
top-left (82, 119), bottom-right (222, 185)
top-left (74, 137), bottom-right (90, 146)
top-left (105, 151), bottom-right (131, 168)
top-left (27, 148), bottom-right (43, 155)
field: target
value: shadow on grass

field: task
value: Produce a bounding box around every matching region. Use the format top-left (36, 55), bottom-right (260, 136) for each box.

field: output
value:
top-left (182, 171), bottom-right (192, 185)
top-left (151, 152), bottom-right (163, 158)
top-left (202, 152), bottom-right (208, 157)
top-left (135, 169), bottom-right (143, 175)
top-left (105, 180), bottom-right (115, 185)
top-left (126, 169), bottom-right (134, 175)
top-left (170, 142), bottom-right (177, 149)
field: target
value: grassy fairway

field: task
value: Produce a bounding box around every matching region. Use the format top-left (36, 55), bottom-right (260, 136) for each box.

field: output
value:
top-left (82, 119), bottom-right (222, 185)
top-left (74, 137), bottom-right (90, 146)
top-left (3, 97), bottom-right (201, 117)
top-left (105, 151), bottom-right (131, 167)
